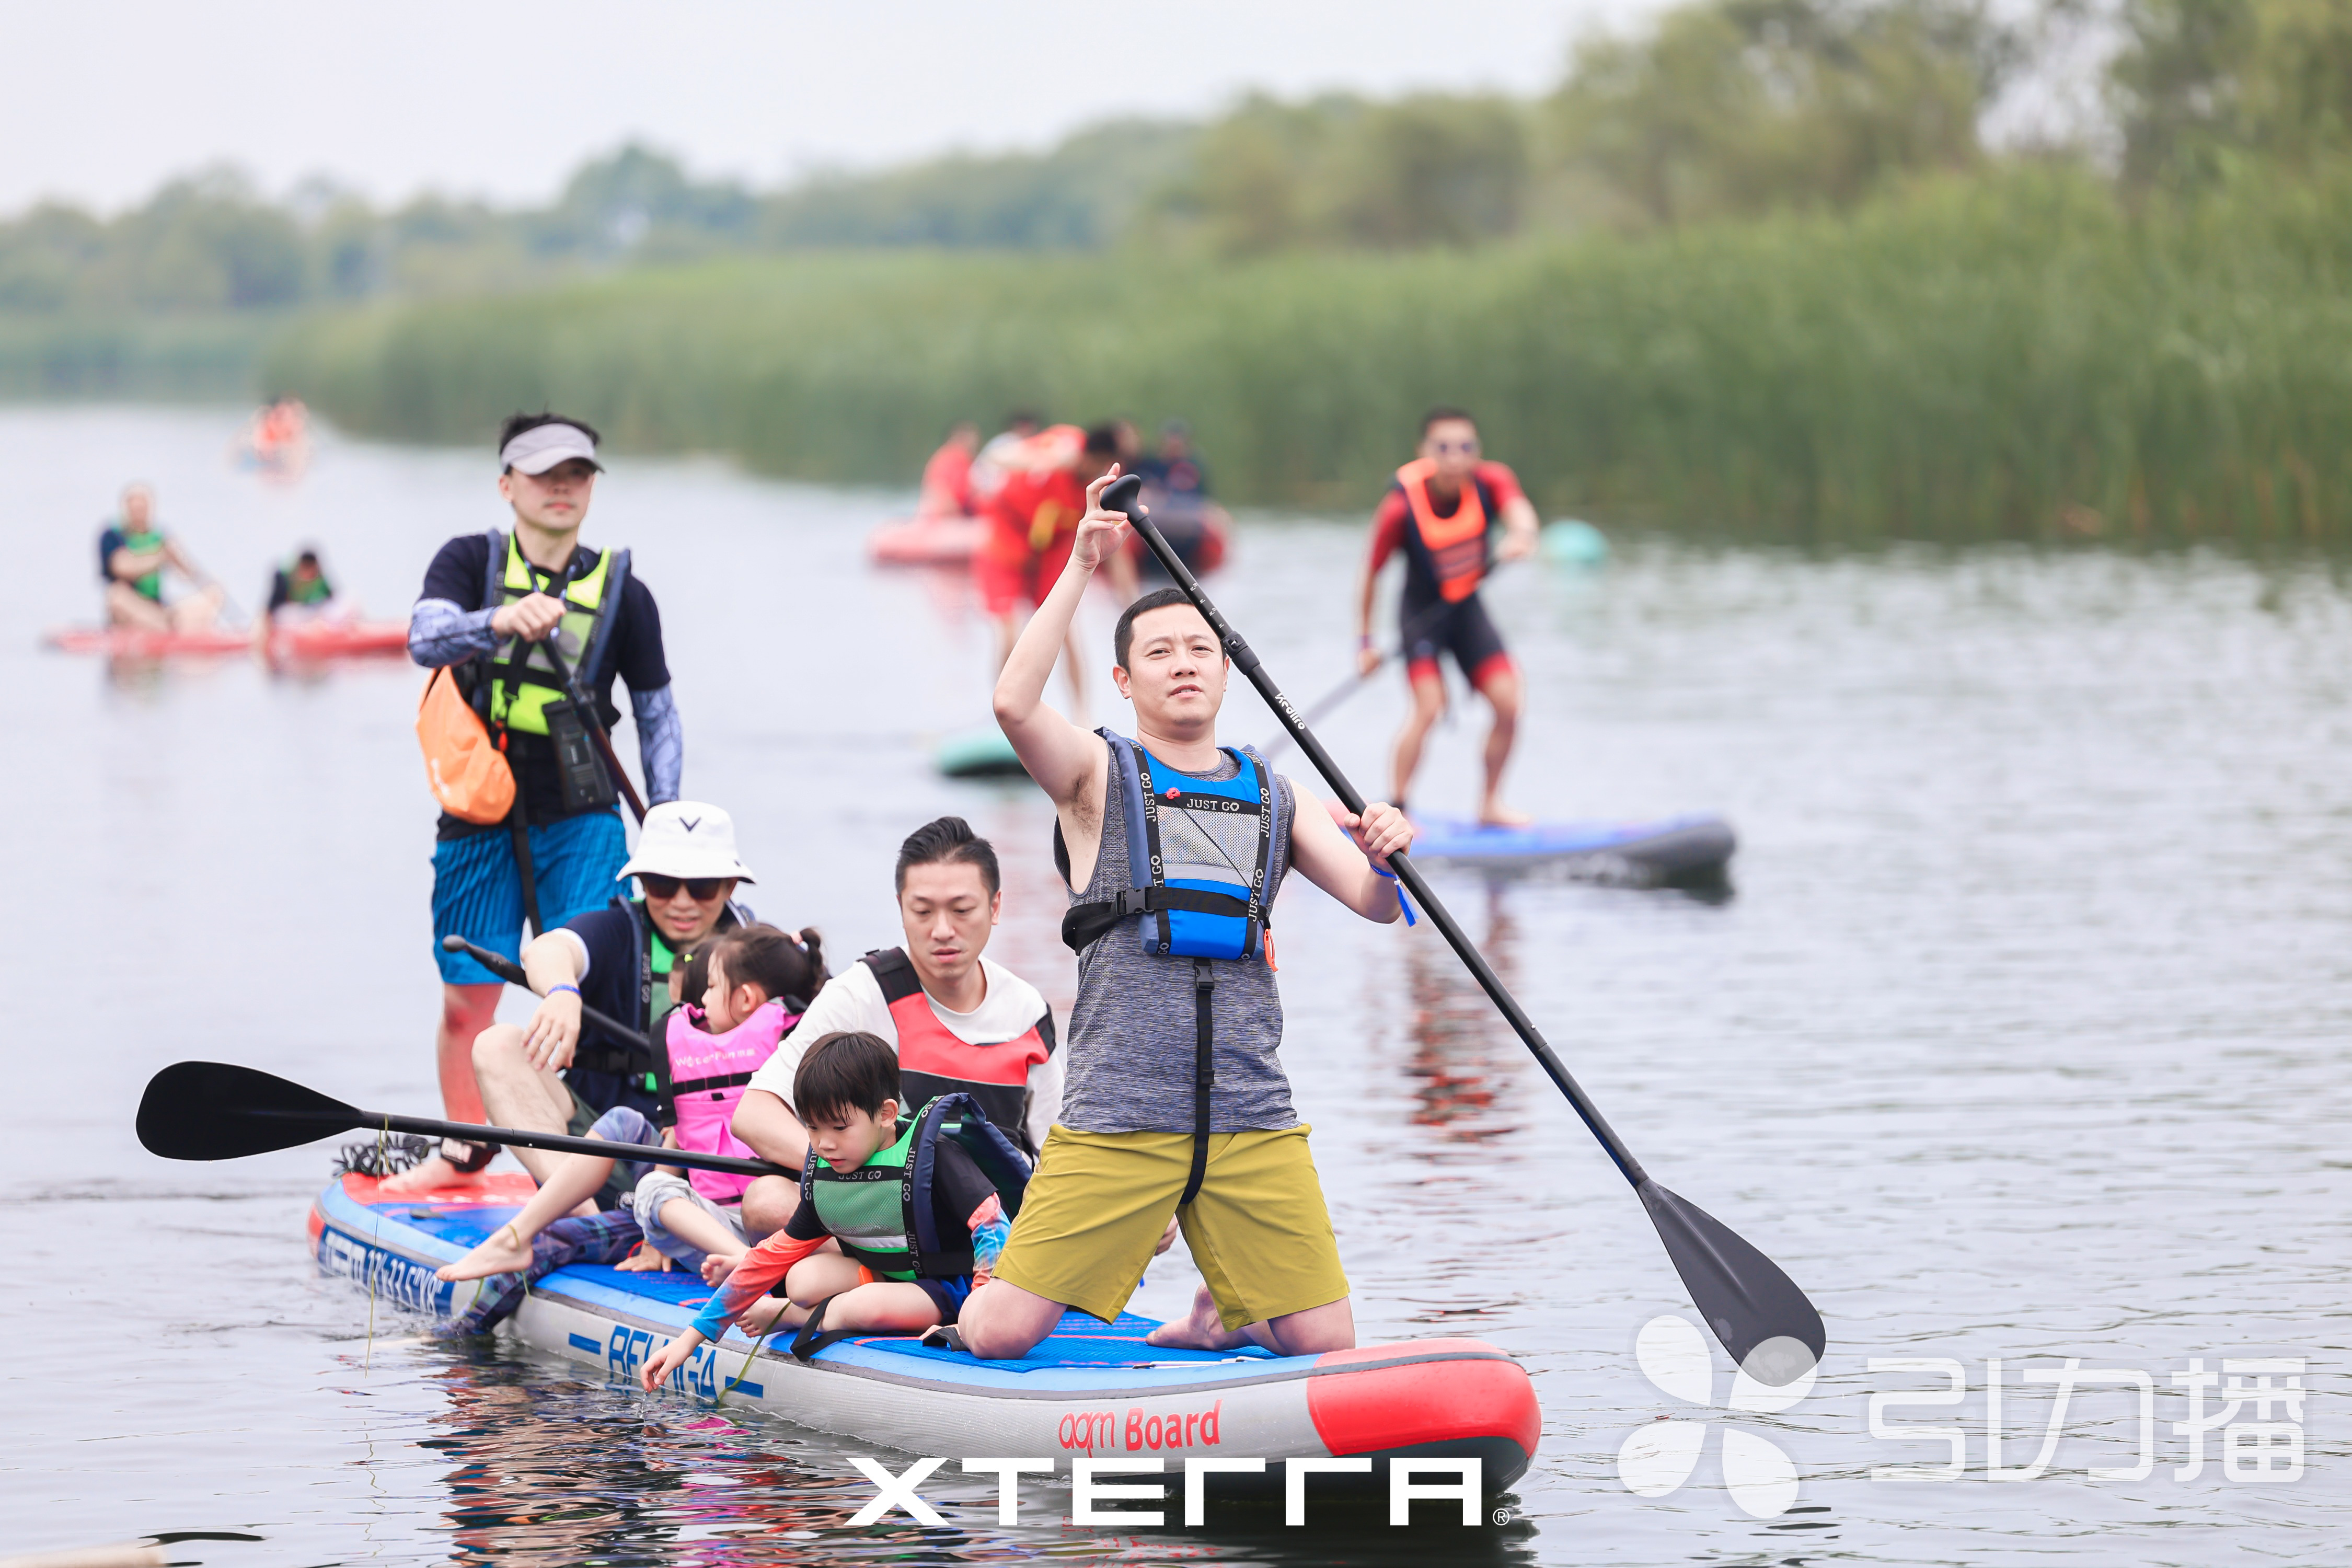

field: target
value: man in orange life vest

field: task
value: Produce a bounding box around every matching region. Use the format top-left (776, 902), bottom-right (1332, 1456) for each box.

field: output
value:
top-left (978, 423), bottom-right (1134, 706)
top-left (1354, 406), bottom-right (1540, 824)
top-left (729, 816), bottom-right (1063, 1237)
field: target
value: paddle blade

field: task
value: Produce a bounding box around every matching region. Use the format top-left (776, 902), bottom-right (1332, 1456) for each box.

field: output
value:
top-left (136, 1061), bottom-right (362, 1161)
top-left (1640, 1181), bottom-right (1825, 1387)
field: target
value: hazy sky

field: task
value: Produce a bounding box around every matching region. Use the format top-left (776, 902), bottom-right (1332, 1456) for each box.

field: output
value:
top-left (0, 1), bottom-right (1663, 214)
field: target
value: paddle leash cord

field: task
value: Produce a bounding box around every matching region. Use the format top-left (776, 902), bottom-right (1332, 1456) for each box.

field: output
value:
top-left (717, 1321), bottom-right (776, 1411)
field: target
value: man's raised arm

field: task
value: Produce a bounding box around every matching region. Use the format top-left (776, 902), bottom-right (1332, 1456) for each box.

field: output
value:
top-left (991, 467), bottom-right (1129, 809)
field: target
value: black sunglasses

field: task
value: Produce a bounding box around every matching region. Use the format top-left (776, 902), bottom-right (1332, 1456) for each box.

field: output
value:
top-left (640, 873), bottom-right (727, 901)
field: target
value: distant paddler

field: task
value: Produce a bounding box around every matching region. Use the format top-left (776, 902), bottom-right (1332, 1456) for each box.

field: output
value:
top-left (977, 422), bottom-right (1134, 706)
top-left (262, 546), bottom-right (354, 625)
top-left (97, 482), bottom-right (231, 634)
top-left (1353, 406), bottom-right (1539, 825)
top-left (915, 421), bottom-right (981, 521)
top-left (235, 395), bottom-right (312, 476)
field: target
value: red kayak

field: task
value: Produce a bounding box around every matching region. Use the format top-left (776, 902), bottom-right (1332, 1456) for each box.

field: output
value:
top-left (269, 620), bottom-right (408, 659)
top-left (869, 515), bottom-right (986, 566)
top-left (43, 626), bottom-right (255, 658)
top-left (44, 620), bottom-right (410, 660)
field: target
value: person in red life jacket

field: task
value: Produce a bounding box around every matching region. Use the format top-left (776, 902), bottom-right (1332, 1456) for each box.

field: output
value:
top-left (432, 923), bottom-right (825, 1291)
top-left (915, 421), bottom-right (980, 521)
top-left (1354, 406), bottom-right (1540, 825)
top-left (977, 422), bottom-right (1135, 706)
top-left (969, 408), bottom-right (1040, 503)
top-left (730, 816), bottom-right (1063, 1240)
top-left (641, 1032), bottom-right (1020, 1389)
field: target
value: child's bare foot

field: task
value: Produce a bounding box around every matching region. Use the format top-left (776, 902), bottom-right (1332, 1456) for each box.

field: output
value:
top-left (701, 1250), bottom-right (745, 1286)
top-left (740, 1295), bottom-right (799, 1333)
top-left (1144, 1286), bottom-right (1252, 1351)
top-left (435, 1222), bottom-right (533, 1282)
top-left (382, 1155), bottom-right (485, 1194)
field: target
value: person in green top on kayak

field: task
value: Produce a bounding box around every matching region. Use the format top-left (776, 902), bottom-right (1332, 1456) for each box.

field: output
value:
top-left (263, 547), bottom-right (347, 624)
top-left (97, 482), bottom-right (229, 633)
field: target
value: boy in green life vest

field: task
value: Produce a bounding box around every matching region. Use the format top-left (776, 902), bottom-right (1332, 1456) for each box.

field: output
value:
top-left (639, 1032), bottom-right (1015, 1389)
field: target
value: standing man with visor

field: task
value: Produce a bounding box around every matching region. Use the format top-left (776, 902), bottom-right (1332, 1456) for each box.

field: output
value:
top-left (389, 412), bottom-right (684, 1193)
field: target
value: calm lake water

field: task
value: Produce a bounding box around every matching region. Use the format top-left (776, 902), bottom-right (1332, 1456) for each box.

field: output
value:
top-left (1, 405), bottom-right (2344, 1566)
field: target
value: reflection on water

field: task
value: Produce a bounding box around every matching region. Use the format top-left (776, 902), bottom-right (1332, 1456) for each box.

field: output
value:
top-left (399, 1341), bottom-right (1537, 1567)
top-left (5, 408), bottom-right (2350, 1566)
top-left (1401, 886), bottom-right (1519, 1139)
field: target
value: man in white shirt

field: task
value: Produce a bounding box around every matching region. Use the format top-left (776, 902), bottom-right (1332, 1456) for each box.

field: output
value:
top-left (732, 816), bottom-right (1063, 1238)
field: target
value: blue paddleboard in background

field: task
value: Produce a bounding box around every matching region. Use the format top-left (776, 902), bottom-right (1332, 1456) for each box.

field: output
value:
top-left (1410, 813), bottom-right (1734, 884)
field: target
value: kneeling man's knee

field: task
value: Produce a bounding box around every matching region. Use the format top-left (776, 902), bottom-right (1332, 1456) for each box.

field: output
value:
top-left (739, 1174), bottom-right (798, 1239)
top-left (470, 1023), bottom-right (526, 1073)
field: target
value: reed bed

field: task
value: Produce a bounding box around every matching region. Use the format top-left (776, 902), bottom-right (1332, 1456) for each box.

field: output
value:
top-left (266, 167), bottom-right (2352, 545)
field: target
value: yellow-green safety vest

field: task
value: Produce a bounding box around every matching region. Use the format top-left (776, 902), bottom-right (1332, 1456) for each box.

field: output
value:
top-left (486, 531), bottom-right (620, 736)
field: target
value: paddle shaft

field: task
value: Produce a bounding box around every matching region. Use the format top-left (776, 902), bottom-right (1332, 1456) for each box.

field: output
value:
top-left (1124, 503), bottom-right (1650, 1189)
top-left (533, 626), bottom-right (648, 824)
top-left (331, 1107), bottom-right (791, 1178)
top-left (440, 935), bottom-right (650, 1055)
top-left (1260, 584), bottom-right (1492, 759)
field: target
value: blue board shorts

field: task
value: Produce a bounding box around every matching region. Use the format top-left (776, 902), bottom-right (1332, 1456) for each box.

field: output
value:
top-left (431, 807), bottom-right (628, 984)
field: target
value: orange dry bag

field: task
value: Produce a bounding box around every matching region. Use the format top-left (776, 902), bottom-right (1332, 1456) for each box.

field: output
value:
top-left (416, 665), bottom-right (515, 824)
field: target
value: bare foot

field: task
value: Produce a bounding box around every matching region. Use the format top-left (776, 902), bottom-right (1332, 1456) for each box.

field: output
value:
top-left (701, 1251), bottom-right (745, 1286)
top-left (381, 1155), bottom-right (484, 1195)
top-left (435, 1221), bottom-right (533, 1282)
top-left (1477, 802), bottom-right (1533, 828)
top-left (1144, 1286), bottom-right (1251, 1351)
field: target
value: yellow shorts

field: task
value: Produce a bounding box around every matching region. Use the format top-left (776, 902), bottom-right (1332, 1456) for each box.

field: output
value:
top-left (992, 1124), bottom-right (1348, 1332)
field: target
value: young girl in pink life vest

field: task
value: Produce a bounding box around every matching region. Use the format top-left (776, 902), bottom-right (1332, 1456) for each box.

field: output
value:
top-left (435, 924), bottom-right (826, 1291)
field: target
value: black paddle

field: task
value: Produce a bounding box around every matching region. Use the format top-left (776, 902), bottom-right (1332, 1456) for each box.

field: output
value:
top-left (438, 933), bottom-right (646, 1051)
top-left (1103, 472), bottom-right (1825, 1385)
top-left (134, 1060), bottom-right (793, 1178)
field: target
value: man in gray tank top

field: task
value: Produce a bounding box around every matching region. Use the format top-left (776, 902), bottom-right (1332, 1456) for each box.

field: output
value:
top-left (959, 468), bottom-right (1415, 1360)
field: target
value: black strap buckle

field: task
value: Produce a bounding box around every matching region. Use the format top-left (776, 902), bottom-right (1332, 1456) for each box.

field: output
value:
top-left (1116, 887), bottom-right (1152, 917)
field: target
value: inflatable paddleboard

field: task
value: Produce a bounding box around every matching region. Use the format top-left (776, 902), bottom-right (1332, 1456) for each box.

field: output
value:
top-left (44, 620), bottom-right (411, 661)
top-left (308, 1173), bottom-right (1539, 1495)
top-left (267, 619), bottom-right (408, 659)
top-left (42, 625), bottom-right (254, 658)
top-left (870, 516), bottom-right (986, 567)
top-left (937, 726), bottom-right (1027, 779)
top-left (1411, 814), bottom-right (1734, 884)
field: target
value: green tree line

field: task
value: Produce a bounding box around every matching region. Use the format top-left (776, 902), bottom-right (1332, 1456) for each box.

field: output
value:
top-left (29, 0), bottom-right (2352, 540)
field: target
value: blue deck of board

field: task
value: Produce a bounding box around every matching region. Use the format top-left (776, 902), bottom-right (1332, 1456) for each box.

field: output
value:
top-left (322, 1180), bottom-right (1302, 1394)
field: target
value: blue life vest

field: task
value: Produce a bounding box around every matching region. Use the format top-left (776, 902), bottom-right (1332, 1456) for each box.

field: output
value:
top-left (1060, 730), bottom-right (1283, 960)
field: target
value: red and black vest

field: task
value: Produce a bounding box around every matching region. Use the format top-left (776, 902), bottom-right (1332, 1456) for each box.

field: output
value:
top-left (1395, 457), bottom-right (1493, 603)
top-left (860, 948), bottom-right (1055, 1155)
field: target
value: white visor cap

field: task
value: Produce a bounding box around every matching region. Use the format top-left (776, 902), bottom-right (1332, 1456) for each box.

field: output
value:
top-left (500, 421), bottom-right (604, 476)
top-left (617, 801), bottom-right (757, 884)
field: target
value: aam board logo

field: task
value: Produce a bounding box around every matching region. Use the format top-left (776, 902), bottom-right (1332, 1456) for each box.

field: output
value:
top-left (1617, 1315), bottom-right (1814, 1517)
